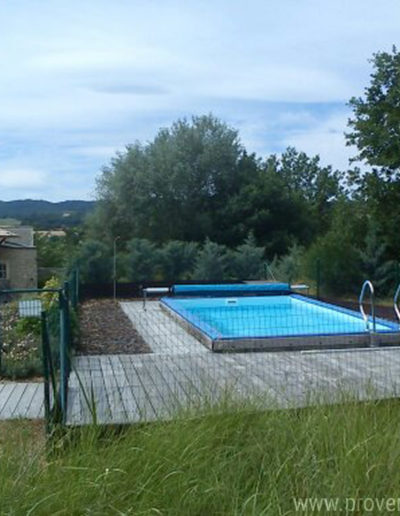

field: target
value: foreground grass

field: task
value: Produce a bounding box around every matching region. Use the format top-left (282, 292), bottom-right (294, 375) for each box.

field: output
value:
top-left (2, 400), bottom-right (400, 514)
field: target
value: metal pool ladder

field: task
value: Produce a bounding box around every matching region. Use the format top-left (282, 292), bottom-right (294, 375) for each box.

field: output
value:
top-left (394, 284), bottom-right (400, 326)
top-left (359, 280), bottom-right (376, 346)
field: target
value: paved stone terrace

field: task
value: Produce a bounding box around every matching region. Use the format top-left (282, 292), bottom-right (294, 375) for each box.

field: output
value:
top-left (66, 301), bottom-right (400, 426)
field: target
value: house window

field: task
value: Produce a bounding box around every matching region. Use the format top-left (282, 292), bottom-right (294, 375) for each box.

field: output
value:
top-left (0, 262), bottom-right (7, 280)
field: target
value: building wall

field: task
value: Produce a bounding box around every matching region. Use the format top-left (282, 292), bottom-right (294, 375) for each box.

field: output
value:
top-left (0, 247), bottom-right (37, 289)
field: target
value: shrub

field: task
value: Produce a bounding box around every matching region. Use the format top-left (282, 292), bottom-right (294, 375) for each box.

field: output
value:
top-left (159, 240), bottom-right (198, 280)
top-left (192, 239), bottom-right (229, 281)
top-left (0, 302), bottom-right (42, 379)
top-left (76, 240), bottom-right (112, 283)
top-left (304, 231), bottom-right (362, 296)
top-left (230, 233), bottom-right (265, 280)
top-left (127, 238), bottom-right (160, 281)
top-left (270, 243), bottom-right (305, 284)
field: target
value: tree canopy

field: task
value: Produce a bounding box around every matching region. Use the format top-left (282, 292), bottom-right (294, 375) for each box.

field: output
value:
top-left (90, 115), bottom-right (339, 258)
top-left (346, 46), bottom-right (400, 175)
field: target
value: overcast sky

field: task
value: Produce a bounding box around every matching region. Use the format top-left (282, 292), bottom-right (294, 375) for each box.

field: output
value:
top-left (0, 0), bottom-right (399, 201)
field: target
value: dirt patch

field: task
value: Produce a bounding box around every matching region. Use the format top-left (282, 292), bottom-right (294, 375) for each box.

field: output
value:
top-left (77, 299), bottom-right (151, 354)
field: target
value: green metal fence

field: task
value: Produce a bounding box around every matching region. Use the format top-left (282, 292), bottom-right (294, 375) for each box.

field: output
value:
top-left (0, 268), bottom-right (79, 430)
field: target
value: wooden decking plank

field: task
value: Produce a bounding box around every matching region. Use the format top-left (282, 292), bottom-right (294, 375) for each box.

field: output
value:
top-left (164, 354), bottom-right (214, 402)
top-left (12, 383), bottom-right (41, 418)
top-left (124, 356), bottom-right (159, 420)
top-left (194, 352), bottom-right (267, 405)
top-left (66, 386), bottom-right (81, 425)
top-left (240, 352), bottom-right (323, 407)
top-left (108, 355), bottom-right (141, 422)
top-left (0, 384), bottom-right (17, 416)
top-left (1, 384), bottom-right (27, 419)
top-left (28, 383), bottom-right (44, 419)
top-left (75, 355), bottom-right (108, 425)
top-left (137, 356), bottom-right (184, 418)
top-left (95, 356), bottom-right (123, 424)
top-left (301, 352), bottom-right (384, 397)
top-left (67, 344), bottom-right (400, 426)
top-left (154, 357), bottom-right (194, 410)
top-left (0, 383), bottom-right (8, 396)
top-left (118, 356), bottom-right (153, 422)
top-left (87, 355), bottom-right (111, 424)
top-left (230, 353), bottom-right (289, 405)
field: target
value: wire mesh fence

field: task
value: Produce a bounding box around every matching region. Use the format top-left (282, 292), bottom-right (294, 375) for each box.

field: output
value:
top-left (0, 270), bottom-right (79, 427)
top-left (68, 285), bottom-right (400, 426)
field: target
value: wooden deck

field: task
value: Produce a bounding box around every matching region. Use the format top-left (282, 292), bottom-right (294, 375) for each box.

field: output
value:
top-left (65, 301), bottom-right (400, 426)
top-left (0, 382), bottom-right (43, 420)
top-left (66, 348), bottom-right (400, 425)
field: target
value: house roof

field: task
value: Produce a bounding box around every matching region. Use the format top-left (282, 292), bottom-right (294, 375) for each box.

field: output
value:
top-left (0, 228), bottom-right (19, 245)
top-left (0, 241), bottom-right (35, 249)
top-left (0, 228), bottom-right (18, 239)
top-left (0, 226), bottom-right (35, 248)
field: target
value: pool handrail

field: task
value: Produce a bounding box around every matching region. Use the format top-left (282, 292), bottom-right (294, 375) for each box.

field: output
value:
top-left (394, 284), bottom-right (400, 326)
top-left (359, 280), bottom-right (376, 339)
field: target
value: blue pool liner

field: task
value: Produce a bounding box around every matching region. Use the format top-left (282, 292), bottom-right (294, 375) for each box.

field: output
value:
top-left (161, 294), bottom-right (399, 341)
top-left (171, 283), bottom-right (291, 296)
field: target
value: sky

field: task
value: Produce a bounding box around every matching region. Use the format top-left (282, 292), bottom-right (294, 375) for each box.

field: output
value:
top-left (0, 0), bottom-right (399, 201)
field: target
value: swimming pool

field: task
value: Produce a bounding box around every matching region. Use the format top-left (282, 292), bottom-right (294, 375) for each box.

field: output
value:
top-left (161, 290), bottom-right (400, 352)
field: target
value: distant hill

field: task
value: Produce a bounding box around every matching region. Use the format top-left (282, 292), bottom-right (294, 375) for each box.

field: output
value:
top-left (0, 200), bottom-right (95, 229)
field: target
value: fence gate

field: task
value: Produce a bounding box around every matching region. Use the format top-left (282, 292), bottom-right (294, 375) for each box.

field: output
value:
top-left (0, 281), bottom-right (74, 430)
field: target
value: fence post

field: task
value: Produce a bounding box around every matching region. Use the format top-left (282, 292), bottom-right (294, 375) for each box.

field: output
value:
top-left (316, 258), bottom-right (321, 299)
top-left (58, 282), bottom-right (70, 424)
top-left (0, 292), bottom-right (2, 374)
top-left (75, 267), bottom-right (80, 305)
top-left (41, 311), bottom-right (51, 432)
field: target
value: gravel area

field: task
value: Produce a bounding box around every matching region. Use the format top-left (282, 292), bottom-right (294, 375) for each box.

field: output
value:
top-left (78, 299), bottom-right (151, 354)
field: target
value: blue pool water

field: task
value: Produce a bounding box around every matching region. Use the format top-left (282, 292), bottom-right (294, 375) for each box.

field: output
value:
top-left (161, 295), bottom-right (398, 340)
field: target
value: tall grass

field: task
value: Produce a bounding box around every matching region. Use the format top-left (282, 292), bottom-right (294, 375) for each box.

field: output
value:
top-left (1, 399), bottom-right (400, 514)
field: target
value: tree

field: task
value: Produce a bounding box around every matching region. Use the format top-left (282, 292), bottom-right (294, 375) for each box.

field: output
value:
top-left (279, 147), bottom-right (340, 233)
top-left (222, 157), bottom-right (314, 256)
top-left (92, 115), bottom-right (248, 245)
top-left (35, 234), bottom-right (68, 268)
top-left (346, 46), bottom-right (400, 174)
top-left (359, 219), bottom-right (395, 293)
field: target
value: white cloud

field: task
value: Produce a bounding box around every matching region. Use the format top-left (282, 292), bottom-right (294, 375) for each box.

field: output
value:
top-left (0, 0), bottom-right (398, 199)
top-left (283, 112), bottom-right (356, 170)
top-left (0, 168), bottom-right (47, 188)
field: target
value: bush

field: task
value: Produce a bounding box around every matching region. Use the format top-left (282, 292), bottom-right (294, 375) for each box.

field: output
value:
top-left (230, 233), bottom-right (265, 280)
top-left (304, 231), bottom-right (362, 296)
top-left (193, 239), bottom-right (229, 281)
top-left (0, 302), bottom-right (42, 379)
top-left (158, 240), bottom-right (198, 280)
top-left (77, 240), bottom-right (112, 283)
top-left (127, 238), bottom-right (160, 281)
top-left (270, 243), bottom-right (305, 284)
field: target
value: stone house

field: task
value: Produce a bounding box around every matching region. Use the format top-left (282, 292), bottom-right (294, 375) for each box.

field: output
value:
top-left (0, 226), bottom-right (37, 289)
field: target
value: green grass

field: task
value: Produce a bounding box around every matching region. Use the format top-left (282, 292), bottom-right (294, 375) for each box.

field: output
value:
top-left (2, 399), bottom-right (400, 514)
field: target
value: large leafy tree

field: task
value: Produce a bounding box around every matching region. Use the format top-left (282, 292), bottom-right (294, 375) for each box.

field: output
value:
top-left (89, 115), bottom-right (340, 257)
top-left (346, 46), bottom-right (400, 175)
top-left (345, 47), bottom-right (400, 258)
top-left (93, 115), bottom-right (249, 245)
